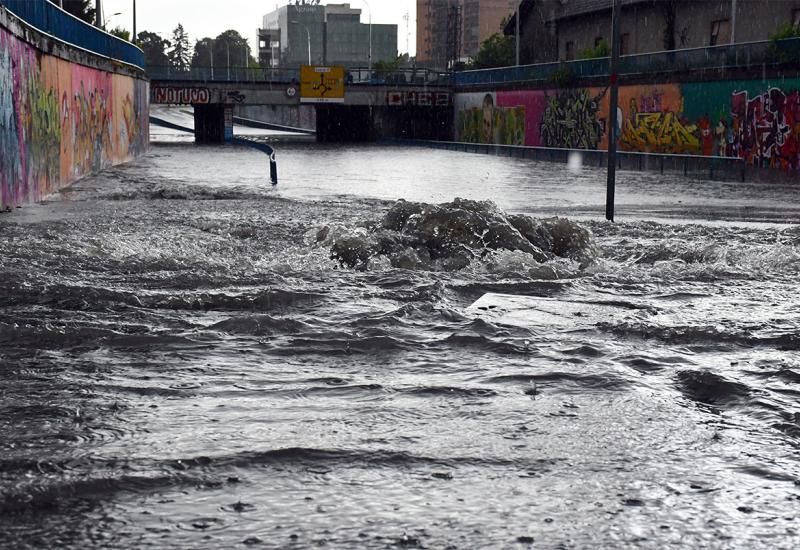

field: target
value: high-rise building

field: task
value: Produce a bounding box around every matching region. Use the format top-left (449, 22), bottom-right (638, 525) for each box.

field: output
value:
top-left (258, 3), bottom-right (398, 68)
top-left (417, 0), bottom-right (518, 68)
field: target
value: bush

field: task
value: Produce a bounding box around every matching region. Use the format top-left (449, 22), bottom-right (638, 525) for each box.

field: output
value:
top-left (578, 39), bottom-right (610, 60)
top-left (767, 23), bottom-right (800, 63)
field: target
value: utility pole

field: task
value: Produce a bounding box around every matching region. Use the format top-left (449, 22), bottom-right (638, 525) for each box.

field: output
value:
top-left (515, 1), bottom-right (521, 66)
top-left (606, 0), bottom-right (621, 222)
top-left (95, 0), bottom-right (102, 28)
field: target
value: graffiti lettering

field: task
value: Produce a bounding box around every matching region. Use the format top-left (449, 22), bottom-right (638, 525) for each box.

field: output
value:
top-left (540, 88), bottom-right (607, 150)
top-left (731, 88), bottom-right (799, 170)
top-left (388, 91), bottom-right (450, 107)
top-left (227, 91), bottom-right (246, 104)
top-left (621, 110), bottom-right (700, 154)
top-left (152, 86), bottom-right (211, 105)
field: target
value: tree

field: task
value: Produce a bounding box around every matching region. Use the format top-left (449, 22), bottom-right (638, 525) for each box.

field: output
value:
top-left (109, 26), bottom-right (131, 42)
top-left (169, 24), bottom-right (192, 71)
top-left (191, 37), bottom-right (214, 68)
top-left (192, 30), bottom-right (254, 69)
top-left (467, 33), bottom-right (515, 70)
top-left (137, 31), bottom-right (171, 67)
top-left (62, 0), bottom-right (95, 25)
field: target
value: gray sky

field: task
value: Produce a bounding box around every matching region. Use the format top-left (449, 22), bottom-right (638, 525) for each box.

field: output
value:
top-left (103, 0), bottom-right (417, 55)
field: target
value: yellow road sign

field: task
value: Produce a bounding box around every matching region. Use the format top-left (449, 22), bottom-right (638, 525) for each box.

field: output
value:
top-left (300, 66), bottom-right (345, 104)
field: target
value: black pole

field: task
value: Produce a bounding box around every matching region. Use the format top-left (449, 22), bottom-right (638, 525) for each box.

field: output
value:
top-left (132, 0), bottom-right (137, 44)
top-left (270, 153), bottom-right (278, 185)
top-left (606, 0), bottom-right (621, 222)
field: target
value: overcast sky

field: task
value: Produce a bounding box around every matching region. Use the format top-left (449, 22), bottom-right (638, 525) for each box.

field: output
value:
top-left (103, 0), bottom-right (417, 55)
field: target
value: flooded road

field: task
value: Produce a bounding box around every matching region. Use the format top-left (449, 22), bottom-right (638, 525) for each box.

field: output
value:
top-left (1, 139), bottom-right (799, 549)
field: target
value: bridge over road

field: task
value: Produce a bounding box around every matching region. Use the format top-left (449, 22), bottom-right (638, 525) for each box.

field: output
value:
top-left (148, 66), bottom-right (454, 143)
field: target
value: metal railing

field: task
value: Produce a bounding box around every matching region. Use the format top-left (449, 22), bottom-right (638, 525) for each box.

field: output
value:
top-left (1, 0), bottom-right (144, 69)
top-left (455, 37), bottom-right (800, 87)
top-left (147, 65), bottom-right (453, 86)
top-left (147, 66), bottom-right (300, 83)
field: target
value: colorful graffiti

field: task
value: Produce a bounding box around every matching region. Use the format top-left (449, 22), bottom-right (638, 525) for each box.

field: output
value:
top-left (730, 88), bottom-right (800, 170)
top-left (0, 24), bottom-right (149, 210)
top-left (455, 93), bottom-right (525, 145)
top-left (540, 88), bottom-right (607, 150)
top-left (455, 79), bottom-right (800, 174)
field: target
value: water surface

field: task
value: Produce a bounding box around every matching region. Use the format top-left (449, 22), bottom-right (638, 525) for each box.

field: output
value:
top-left (1, 141), bottom-right (799, 548)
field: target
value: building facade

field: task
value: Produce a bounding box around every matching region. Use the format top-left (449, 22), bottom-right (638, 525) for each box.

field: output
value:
top-left (417, 0), bottom-right (519, 68)
top-left (258, 2), bottom-right (398, 68)
top-left (508, 0), bottom-right (800, 65)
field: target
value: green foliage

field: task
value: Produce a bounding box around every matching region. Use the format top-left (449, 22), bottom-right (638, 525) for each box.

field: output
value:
top-left (547, 63), bottom-right (576, 87)
top-left (169, 24), bottom-right (192, 72)
top-left (577, 39), bottom-right (610, 60)
top-left (191, 30), bottom-right (254, 69)
top-left (771, 22), bottom-right (800, 41)
top-left (374, 55), bottom-right (403, 74)
top-left (108, 26), bottom-right (131, 42)
top-left (467, 33), bottom-right (515, 70)
top-left (62, 0), bottom-right (95, 24)
top-left (767, 23), bottom-right (800, 63)
top-left (137, 31), bottom-right (171, 67)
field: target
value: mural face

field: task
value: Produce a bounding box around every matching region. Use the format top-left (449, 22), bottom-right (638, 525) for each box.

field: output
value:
top-left (0, 26), bottom-right (149, 210)
top-left (455, 78), bottom-right (800, 173)
top-left (455, 92), bottom-right (525, 146)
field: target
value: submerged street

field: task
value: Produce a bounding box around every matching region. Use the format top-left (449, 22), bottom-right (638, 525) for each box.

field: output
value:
top-left (1, 139), bottom-right (800, 548)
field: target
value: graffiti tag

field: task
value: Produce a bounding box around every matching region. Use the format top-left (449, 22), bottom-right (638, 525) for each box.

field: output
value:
top-left (621, 111), bottom-right (700, 154)
top-left (540, 88), bottom-right (607, 150)
top-left (388, 91), bottom-right (450, 107)
top-left (731, 88), bottom-right (799, 169)
top-left (152, 86), bottom-right (211, 105)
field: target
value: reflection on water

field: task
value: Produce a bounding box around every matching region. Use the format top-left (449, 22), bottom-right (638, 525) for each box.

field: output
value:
top-left (1, 141), bottom-right (799, 549)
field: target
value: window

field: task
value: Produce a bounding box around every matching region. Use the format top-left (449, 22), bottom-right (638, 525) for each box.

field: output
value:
top-left (259, 40), bottom-right (267, 48)
top-left (565, 40), bottom-right (574, 61)
top-left (710, 19), bottom-right (731, 46)
top-left (794, 9), bottom-right (800, 29)
top-left (620, 33), bottom-right (631, 55)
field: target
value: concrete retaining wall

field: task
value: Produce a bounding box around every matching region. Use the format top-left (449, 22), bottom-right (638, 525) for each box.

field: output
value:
top-left (0, 6), bottom-right (149, 210)
top-left (454, 78), bottom-right (800, 179)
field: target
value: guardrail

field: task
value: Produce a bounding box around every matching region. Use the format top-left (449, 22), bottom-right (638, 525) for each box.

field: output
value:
top-left (1, 0), bottom-right (144, 69)
top-left (147, 65), bottom-right (453, 86)
top-left (456, 37), bottom-right (800, 87)
top-left (150, 115), bottom-right (279, 185)
top-left (390, 139), bottom-right (747, 182)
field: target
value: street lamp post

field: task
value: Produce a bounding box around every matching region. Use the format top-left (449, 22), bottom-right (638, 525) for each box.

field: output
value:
top-left (132, 0), bottom-right (137, 44)
top-left (103, 12), bottom-right (121, 29)
top-left (291, 21), bottom-right (312, 65)
top-left (362, 0), bottom-right (372, 76)
top-left (210, 39), bottom-right (214, 80)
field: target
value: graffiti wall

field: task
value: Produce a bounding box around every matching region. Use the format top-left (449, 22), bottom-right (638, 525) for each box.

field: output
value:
top-left (0, 25), bottom-right (148, 210)
top-left (455, 78), bottom-right (800, 173)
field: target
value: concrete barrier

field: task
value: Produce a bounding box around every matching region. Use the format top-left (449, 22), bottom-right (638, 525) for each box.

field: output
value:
top-left (0, 5), bottom-right (149, 210)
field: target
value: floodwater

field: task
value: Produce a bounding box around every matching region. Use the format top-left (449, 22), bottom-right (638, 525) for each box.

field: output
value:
top-left (1, 134), bottom-right (799, 549)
